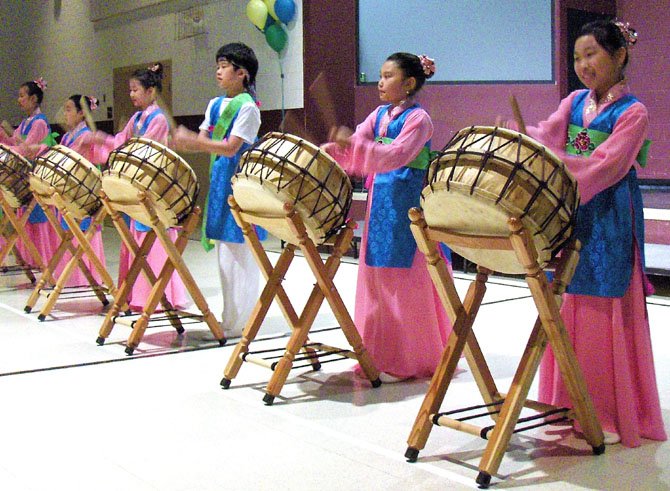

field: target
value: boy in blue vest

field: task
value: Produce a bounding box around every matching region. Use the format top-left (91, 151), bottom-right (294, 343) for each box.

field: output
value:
top-left (174, 43), bottom-right (263, 339)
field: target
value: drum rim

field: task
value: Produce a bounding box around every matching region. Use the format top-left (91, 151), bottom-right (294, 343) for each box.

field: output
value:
top-left (238, 133), bottom-right (352, 238)
top-left (447, 125), bottom-right (565, 167)
top-left (35, 144), bottom-right (101, 173)
top-left (0, 142), bottom-right (34, 170)
top-left (242, 133), bottom-right (352, 210)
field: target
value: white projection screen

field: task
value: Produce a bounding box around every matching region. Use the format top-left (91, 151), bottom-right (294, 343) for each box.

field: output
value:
top-left (358, 0), bottom-right (554, 83)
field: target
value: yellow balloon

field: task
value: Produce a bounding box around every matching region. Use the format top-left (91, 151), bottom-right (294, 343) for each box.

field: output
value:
top-left (263, 0), bottom-right (279, 22)
top-left (246, 0), bottom-right (268, 31)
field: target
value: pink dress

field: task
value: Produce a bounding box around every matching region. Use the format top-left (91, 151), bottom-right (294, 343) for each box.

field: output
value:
top-left (323, 102), bottom-right (452, 378)
top-left (0, 109), bottom-right (60, 269)
top-left (527, 85), bottom-right (666, 447)
top-left (49, 122), bottom-right (107, 287)
top-left (94, 104), bottom-right (187, 311)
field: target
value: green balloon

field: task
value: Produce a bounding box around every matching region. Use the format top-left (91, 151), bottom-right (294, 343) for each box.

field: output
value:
top-left (265, 23), bottom-right (287, 53)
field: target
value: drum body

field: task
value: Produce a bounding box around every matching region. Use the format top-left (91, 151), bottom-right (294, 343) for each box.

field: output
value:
top-left (31, 145), bottom-right (102, 220)
top-left (0, 143), bottom-right (34, 208)
top-left (422, 126), bottom-right (579, 274)
top-left (232, 132), bottom-right (352, 245)
top-left (102, 137), bottom-right (199, 228)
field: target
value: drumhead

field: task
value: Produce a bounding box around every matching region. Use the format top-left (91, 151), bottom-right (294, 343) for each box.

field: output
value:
top-left (31, 145), bottom-right (102, 219)
top-left (423, 126), bottom-right (578, 273)
top-left (102, 138), bottom-right (199, 228)
top-left (233, 132), bottom-right (352, 244)
top-left (0, 143), bottom-right (34, 208)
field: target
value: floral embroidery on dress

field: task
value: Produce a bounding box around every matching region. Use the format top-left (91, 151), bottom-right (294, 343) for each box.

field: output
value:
top-left (568, 129), bottom-right (595, 155)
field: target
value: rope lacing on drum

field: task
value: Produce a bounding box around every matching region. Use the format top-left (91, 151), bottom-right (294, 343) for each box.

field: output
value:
top-left (239, 134), bottom-right (351, 240)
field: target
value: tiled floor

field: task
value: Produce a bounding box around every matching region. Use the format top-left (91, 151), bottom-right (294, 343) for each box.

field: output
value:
top-left (0, 228), bottom-right (668, 490)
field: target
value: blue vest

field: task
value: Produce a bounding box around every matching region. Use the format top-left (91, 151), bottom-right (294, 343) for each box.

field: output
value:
top-left (132, 107), bottom-right (166, 232)
top-left (365, 104), bottom-right (429, 268)
top-left (566, 90), bottom-right (646, 297)
top-left (60, 126), bottom-right (94, 232)
top-left (205, 97), bottom-right (266, 243)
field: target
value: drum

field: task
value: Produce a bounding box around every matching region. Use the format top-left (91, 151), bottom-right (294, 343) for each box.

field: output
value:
top-left (422, 126), bottom-right (579, 274)
top-left (30, 145), bottom-right (102, 220)
top-left (232, 132), bottom-right (352, 245)
top-left (0, 143), bottom-right (34, 208)
top-left (102, 137), bottom-right (199, 228)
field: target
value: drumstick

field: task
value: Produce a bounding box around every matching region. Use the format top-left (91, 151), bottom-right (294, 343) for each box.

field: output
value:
top-left (279, 109), bottom-right (317, 143)
top-left (509, 94), bottom-right (527, 134)
top-left (1, 120), bottom-right (14, 137)
top-left (80, 96), bottom-right (97, 133)
top-left (308, 71), bottom-right (338, 130)
top-left (155, 94), bottom-right (178, 133)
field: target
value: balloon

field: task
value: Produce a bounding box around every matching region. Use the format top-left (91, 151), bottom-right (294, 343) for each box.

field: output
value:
top-left (246, 0), bottom-right (268, 31)
top-left (263, 0), bottom-right (279, 22)
top-left (265, 23), bottom-right (287, 53)
top-left (274, 0), bottom-right (295, 24)
top-left (263, 13), bottom-right (275, 31)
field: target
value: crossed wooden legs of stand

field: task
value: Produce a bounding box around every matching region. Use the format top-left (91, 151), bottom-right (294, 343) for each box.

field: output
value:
top-left (404, 208), bottom-right (604, 488)
top-left (220, 197), bottom-right (380, 405)
top-left (24, 192), bottom-right (118, 320)
top-left (0, 196), bottom-right (45, 284)
top-left (96, 192), bottom-right (224, 355)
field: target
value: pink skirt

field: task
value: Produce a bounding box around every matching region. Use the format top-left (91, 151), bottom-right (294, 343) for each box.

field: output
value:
top-left (51, 224), bottom-right (106, 287)
top-left (117, 221), bottom-right (188, 311)
top-left (354, 194), bottom-right (452, 378)
top-left (14, 218), bottom-right (61, 269)
top-left (539, 245), bottom-right (667, 447)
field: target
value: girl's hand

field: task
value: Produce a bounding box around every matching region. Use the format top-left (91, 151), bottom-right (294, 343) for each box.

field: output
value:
top-left (327, 125), bottom-right (353, 148)
top-left (21, 143), bottom-right (43, 159)
top-left (92, 130), bottom-right (109, 145)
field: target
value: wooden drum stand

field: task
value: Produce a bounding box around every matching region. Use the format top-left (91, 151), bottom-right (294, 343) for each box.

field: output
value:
top-left (220, 196), bottom-right (380, 405)
top-left (95, 190), bottom-right (224, 355)
top-left (404, 208), bottom-right (604, 488)
top-left (0, 194), bottom-right (45, 284)
top-left (24, 190), bottom-right (118, 320)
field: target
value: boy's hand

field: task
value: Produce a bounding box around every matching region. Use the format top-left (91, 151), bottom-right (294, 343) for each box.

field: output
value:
top-left (172, 125), bottom-right (200, 152)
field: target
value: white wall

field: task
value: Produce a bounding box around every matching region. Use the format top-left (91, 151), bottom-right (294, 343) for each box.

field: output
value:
top-left (1, 0), bottom-right (303, 125)
top-left (0, 2), bottom-right (34, 123)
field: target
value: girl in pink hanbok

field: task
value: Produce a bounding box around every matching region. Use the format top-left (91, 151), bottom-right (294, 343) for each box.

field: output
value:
top-left (322, 52), bottom-right (451, 382)
top-left (46, 95), bottom-right (107, 287)
top-left (518, 20), bottom-right (666, 447)
top-left (91, 63), bottom-right (187, 311)
top-left (0, 78), bottom-right (60, 268)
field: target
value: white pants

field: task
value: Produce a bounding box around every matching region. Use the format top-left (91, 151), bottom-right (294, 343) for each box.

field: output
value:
top-left (216, 241), bottom-right (261, 336)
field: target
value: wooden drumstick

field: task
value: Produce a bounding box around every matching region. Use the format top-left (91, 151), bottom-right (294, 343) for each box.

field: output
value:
top-left (1, 120), bottom-right (14, 137)
top-left (308, 71), bottom-right (338, 130)
top-left (279, 109), bottom-right (317, 143)
top-left (80, 96), bottom-right (97, 133)
top-left (155, 94), bottom-right (178, 133)
top-left (509, 94), bottom-right (527, 134)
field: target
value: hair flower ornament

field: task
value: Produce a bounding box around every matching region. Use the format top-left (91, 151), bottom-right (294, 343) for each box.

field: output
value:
top-left (418, 55), bottom-right (436, 77)
top-left (614, 20), bottom-right (638, 47)
top-left (34, 77), bottom-right (47, 91)
top-left (89, 96), bottom-right (99, 111)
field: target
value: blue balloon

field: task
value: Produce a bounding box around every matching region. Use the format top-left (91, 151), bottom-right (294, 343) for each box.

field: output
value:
top-left (274, 0), bottom-right (295, 24)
